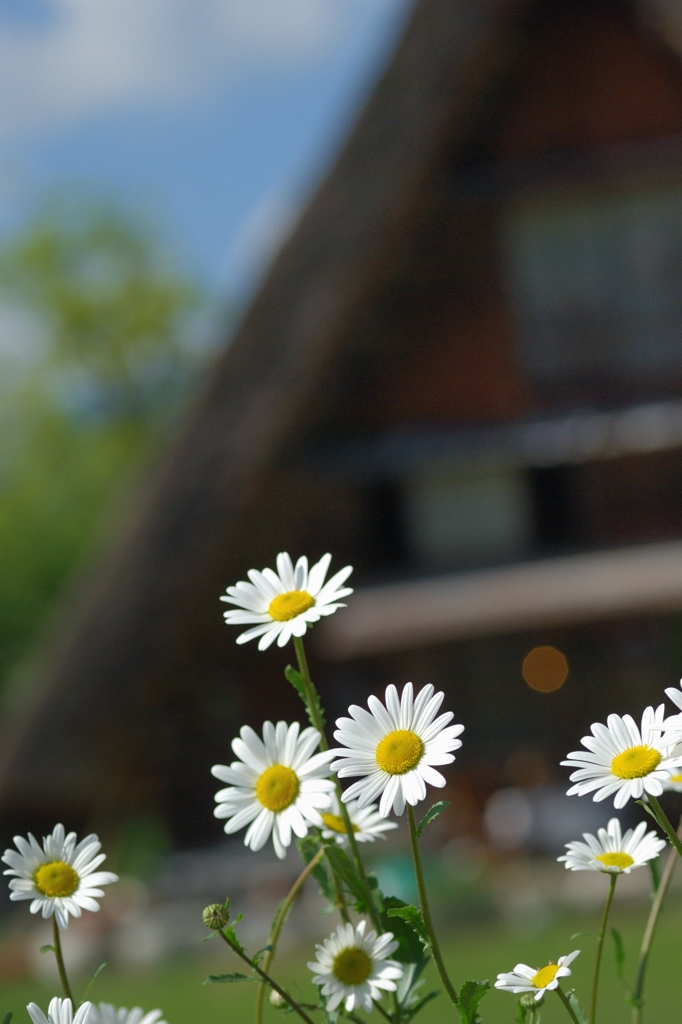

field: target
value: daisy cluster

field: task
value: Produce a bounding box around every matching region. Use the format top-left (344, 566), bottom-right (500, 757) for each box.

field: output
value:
top-left (210, 682), bottom-right (464, 858)
top-left (13, 551), bottom-right (682, 1023)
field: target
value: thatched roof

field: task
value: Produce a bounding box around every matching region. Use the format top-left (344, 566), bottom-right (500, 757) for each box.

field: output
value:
top-left (2, 0), bottom-right (681, 840)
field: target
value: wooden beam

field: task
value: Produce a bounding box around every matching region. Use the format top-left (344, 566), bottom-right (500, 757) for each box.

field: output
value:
top-left (318, 540), bottom-right (682, 658)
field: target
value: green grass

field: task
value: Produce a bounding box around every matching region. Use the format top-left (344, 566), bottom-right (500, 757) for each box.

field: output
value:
top-left (1, 902), bottom-right (680, 1023)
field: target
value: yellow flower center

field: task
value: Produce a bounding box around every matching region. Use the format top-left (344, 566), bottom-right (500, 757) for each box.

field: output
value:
top-left (531, 963), bottom-right (560, 989)
top-left (595, 852), bottom-right (635, 871)
top-left (268, 590), bottom-right (315, 622)
top-left (255, 764), bottom-right (300, 812)
top-left (376, 729), bottom-right (424, 775)
top-left (670, 773), bottom-right (682, 784)
top-left (332, 946), bottom-right (373, 986)
top-left (322, 813), bottom-right (359, 835)
top-left (611, 745), bottom-right (662, 779)
top-left (33, 861), bottom-right (79, 898)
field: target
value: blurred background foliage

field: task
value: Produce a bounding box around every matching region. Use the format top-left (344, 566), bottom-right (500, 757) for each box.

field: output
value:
top-left (0, 194), bottom-right (218, 693)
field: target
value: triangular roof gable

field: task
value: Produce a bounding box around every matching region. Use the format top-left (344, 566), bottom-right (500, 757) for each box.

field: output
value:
top-left (3, 0), bottom-right (682, 828)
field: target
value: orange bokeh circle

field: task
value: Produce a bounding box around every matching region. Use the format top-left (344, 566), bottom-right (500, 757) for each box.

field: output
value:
top-left (522, 646), bottom-right (569, 693)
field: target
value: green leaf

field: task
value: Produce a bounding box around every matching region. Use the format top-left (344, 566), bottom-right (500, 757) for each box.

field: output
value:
top-left (204, 972), bottom-right (259, 985)
top-left (2, 1014), bottom-right (12, 1024)
top-left (636, 799), bottom-right (658, 824)
top-left (39, 945), bottom-right (55, 955)
top-left (387, 904), bottom-right (430, 952)
top-left (648, 855), bottom-right (661, 894)
top-left (284, 665), bottom-right (306, 698)
top-left (403, 989), bottom-right (439, 1021)
top-left (298, 834), bottom-right (321, 863)
top-left (366, 870), bottom-right (383, 897)
top-left (82, 961), bottom-right (107, 1002)
top-left (416, 801), bottom-right (450, 837)
top-left (323, 844), bottom-right (366, 905)
top-left (298, 836), bottom-right (335, 904)
top-left (611, 927), bottom-right (625, 975)
top-left (252, 945), bottom-right (273, 966)
top-left (381, 897), bottom-right (428, 965)
top-left (223, 912), bottom-right (244, 954)
top-left (457, 979), bottom-right (489, 1023)
top-left (610, 927), bottom-right (635, 1002)
top-left (567, 990), bottom-right (588, 1024)
top-left (284, 665), bottom-right (326, 731)
top-left (224, 927), bottom-right (243, 952)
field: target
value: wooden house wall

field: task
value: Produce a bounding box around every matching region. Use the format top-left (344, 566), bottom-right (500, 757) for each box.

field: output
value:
top-left (92, 0), bottom-right (682, 843)
top-left (9, 0), bottom-right (682, 848)
top-left (322, 0), bottom-right (682, 432)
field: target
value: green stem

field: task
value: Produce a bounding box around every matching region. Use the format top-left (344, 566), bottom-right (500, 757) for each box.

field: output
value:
top-left (372, 999), bottom-right (393, 1022)
top-left (293, 637), bottom-right (380, 931)
top-left (556, 986), bottom-right (581, 1024)
top-left (646, 795), bottom-right (682, 861)
top-left (632, 817), bottom-right (682, 1024)
top-left (339, 800), bottom-right (382, 929)
top-left (255, 848), bottom-right (325, 1024)
top-left (293, 637), bottom-right (397, 1021)
top-left (590, 872), bottom-right (617, 1024)
top-left (406, 804), bottom-right (459, 1010)
top-left (52, 917), bottom-right (74, 1003)
top-left (218, 930), bottom-right (317, 1024)
top-left (293, 637), bottom-right (326, 747)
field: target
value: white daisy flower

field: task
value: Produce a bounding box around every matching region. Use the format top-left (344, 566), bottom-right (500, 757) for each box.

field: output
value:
top-left (27, 998), bottom-right (93, 1024)
top-left (220, 552), bottom-right (353, 650)
top-left (212, 721), bottom-right (335, 859)
top-left (321, 793), bottom-right (398, 846)
top-left (308, 919), bottom-right (403, 1013)
top-left (665, 770), bottom-right (682, 792)
top-left (89, 1004), bottom-right (168, 1024)
top-left (558, 818), bottom-right (666, 874)
top-left (665, 679), bottom-right (682, 715)
top-left (561, 706), bottom-right (682, 809)
top-left (495, 951), bottom-right (580, 1002)
top-left (331, 683), bottom-right (464, 818)
top-left (3, 824), bottom-right (118, 930)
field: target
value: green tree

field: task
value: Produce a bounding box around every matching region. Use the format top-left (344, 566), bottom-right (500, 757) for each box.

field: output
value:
top-left (0, 197), bottom-right (207, 688)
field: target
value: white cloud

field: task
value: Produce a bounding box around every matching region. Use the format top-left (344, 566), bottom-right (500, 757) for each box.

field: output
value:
top-left (0, 0), bottom-right (389, 142)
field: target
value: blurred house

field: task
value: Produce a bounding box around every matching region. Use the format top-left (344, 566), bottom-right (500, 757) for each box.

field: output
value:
top-left (5, 0), bottom-right (682, 846)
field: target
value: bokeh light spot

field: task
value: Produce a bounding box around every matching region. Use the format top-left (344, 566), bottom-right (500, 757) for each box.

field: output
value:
top-left (522, 646), bottom-right (569, 692)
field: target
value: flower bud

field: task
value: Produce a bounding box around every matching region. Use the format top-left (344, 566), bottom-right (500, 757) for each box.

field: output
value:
top-left (269, 990), bottom-right (286, 1008)
top-left (520, 992), bottom-right (543, 1010)
top-left (202, 903), bottom-right (229, 930)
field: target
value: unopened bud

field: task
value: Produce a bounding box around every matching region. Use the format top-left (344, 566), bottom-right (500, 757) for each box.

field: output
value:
top-left (202, 903), bottom-right (229, 930)
top-left (520, 992), bottom-right (543, 1010)
top-left (269, 990), bottom-right (286, 1008)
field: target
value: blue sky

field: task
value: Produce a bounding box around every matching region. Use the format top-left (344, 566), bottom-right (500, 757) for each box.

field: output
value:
top-left (0, 0), bottom-right (412, 296)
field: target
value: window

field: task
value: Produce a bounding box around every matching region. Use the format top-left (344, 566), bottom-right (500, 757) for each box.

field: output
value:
top-left (403, 466), bottom-right (532, 569)
top-left (505, 189), bottom-right (682, 397)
